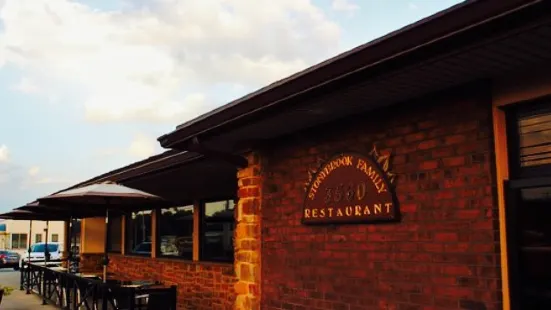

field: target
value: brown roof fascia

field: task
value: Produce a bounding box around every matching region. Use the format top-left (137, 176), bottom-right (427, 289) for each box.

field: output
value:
top-left (49, 150), bottom-right (203, 195)
top-left (158, 0), bottom-right (542, 149)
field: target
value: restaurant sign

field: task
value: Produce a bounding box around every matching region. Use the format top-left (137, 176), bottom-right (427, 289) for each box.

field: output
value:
top-left (302, 147), bottom-right (398, 225)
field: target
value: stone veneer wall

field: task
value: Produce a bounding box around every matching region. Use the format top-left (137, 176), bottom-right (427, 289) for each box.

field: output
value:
top-left (108, 254), bottom-right (236, 309)
top-left (259, 88), bottom-right (503, 309)
top-left (234, 153), bottom-right (262, 310)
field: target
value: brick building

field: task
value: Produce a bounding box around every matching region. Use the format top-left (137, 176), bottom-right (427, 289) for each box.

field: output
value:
top-left (57, 1), bottom-right (551, 309)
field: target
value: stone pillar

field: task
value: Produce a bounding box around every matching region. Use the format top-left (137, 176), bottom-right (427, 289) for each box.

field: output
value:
top-left (234, 153), bottom-right (262, 310)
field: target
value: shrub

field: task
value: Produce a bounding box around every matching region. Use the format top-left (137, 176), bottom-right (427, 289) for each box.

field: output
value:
top-left (0, 285), bottom-right (14, 296)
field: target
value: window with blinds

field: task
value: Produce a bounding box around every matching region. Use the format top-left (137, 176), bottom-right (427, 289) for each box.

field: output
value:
top-left (518, 110), bottom-right (551, 168)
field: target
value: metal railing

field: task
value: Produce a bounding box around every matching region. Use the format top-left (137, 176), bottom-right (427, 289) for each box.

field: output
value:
top-left (20, 261), bottom-right (177, 310)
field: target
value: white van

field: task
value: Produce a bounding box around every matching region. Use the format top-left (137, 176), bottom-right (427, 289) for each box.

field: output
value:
top-left (20, 242), bottom-right (63, 266)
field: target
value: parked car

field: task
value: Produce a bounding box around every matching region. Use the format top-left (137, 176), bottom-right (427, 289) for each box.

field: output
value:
top-left (20, 242), bottom-right (62, 266)
top-left (0, 250), bottom-right (21, 270)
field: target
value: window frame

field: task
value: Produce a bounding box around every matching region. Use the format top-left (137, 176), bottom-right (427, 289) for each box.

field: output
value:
top-left (504, 96), bottom-right (551, 308)
top-left (505, 97), bottom-right (551, 179)
top-left (125, 209), bottom-right (154, 257)
top-left (51, 234), bottom-right (59, 243)
top-left (156, 205), bottom-right (195, 261)
top-left (107, 215), bottom-right (123, 254)
top-left (11, 233), bottom-right (28, 250)
top-left (35, 233), bottom-right (42, 243)
top-left (199, 199), bottom-right (236, 263)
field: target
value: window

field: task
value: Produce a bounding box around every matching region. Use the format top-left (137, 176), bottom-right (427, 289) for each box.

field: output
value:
top-left (158, 205), bottom-right (194, 259)
top-left (508, 102), bottom-right (551, 178)
top-left (31, 243), bottom-right (59, 253)
top-left (11, 234), bottom-right (27, 250)
top-left (35, 234), bottom-right (42, 243)
top-left (505, 99), bottom-right (551, 308)
top-left (126, 210), bottom-right (152, 255)
top-left (51, 234), bottom-right (59, 243)
top-left (107, 215), bottom-right (122, 253)
top-left (517, 110), bottom-right (551, 167)
top-left (201, 200), bottom-right (235, 262)
top-left (70, 219), bottom-right (81, 255)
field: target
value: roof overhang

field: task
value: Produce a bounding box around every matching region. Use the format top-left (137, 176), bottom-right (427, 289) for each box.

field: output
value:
top-left (49, 150), bottom-right (238, 206)
top-left (158, 0), bottom-right (551, 152)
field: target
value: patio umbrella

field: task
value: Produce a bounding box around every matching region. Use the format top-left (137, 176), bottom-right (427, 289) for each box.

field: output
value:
top-left (37, 181), bottom-right (171, 283)
top-left (0, 209), bottom-right (68, 305)
top-left (15, 202), bottom-right (104, 272)
top-left (16, 202), bottom-right (105, 218)
top-left (0, 209), bottom-right (70, 298)
top-left (0, 209), bottom-right (71, 260)
top-left (0, 209), bottom-right (71, 221)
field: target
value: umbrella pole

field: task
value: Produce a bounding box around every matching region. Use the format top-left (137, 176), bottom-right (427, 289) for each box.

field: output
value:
top-left (27, 220), bottom-right (32, 262)
top-left (103, 209), bottom-right (110, 283)
top-left (44, 221), bottom-right (49, 267)
top-left (72, 219), bottom-right (77, 272)
top-left (26, 220), bottom-right (32, 294)
top-left (67, 217), bottom-right (73, 271)
top-left (42, 221), bottom-right (49, 305)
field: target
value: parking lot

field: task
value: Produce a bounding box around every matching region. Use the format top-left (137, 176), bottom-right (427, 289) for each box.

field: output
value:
top-left (0, 268), bottom-right (58, 309)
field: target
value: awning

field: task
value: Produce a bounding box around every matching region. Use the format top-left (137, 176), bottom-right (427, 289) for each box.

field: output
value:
top-left (49, 151), bottom-right (237, 206)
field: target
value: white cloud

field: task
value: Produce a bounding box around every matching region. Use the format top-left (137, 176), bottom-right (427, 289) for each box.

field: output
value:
top-left (0, 145), bottom-right (9, 163)
top-left (22, 164), bottom-right (74, 188)
top-left (331, 0), bottom-right (359, 13)
top-left (0, 0), bottom-right (341, 123)
top-left (31, 176), bottom-right (73, 185)
top-left (28, 166), bottom-right (40, 177)
top-left (11, 77), bottom-right (41, 93)
top-left (0, 148), bottom-right (74, 210)
top-left (128, 134), bottom-right (159, 159)
top-left (94, 133), bottom-right (163, 160)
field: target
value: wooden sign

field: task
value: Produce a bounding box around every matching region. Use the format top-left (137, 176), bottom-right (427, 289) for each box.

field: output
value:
top-left (302, 147), bottom-right (398, 225)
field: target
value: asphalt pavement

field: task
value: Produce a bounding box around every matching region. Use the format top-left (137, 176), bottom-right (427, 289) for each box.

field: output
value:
top-left (0, 268), bottom-right (58, 309)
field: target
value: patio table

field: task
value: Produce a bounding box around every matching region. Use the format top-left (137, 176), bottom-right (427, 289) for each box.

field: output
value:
top-left (21, 262), bottom-right (177, 309)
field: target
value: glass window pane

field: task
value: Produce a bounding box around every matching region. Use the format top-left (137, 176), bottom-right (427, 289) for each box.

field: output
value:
top-left (518, 111), bottom-right (551, 167)
top-left (159, 205), bottom-right (194, 259)
top-left (70, 219), bottom-right (81, 255)
top-left (51, 234), bottom-right (59, 243)
top-left (11, 234), bottom-right (27, 249)
top-left (126, 210), bottom-right (152, 255)
top-left (108, 215), bottom-right (122, 252)
top-left (11, 234), bottom-right (18, 249)
top-left (515, 186), bottom-right (551, 307)
top-left (201, 200), bottom-right (235, 262)
top-left (30, 244), bottom-right (58, 252)
top-left (35, 234), bottom-right (42, 243)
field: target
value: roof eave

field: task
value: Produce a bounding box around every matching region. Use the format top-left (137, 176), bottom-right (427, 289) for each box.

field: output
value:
top-left (157, 0), bottom-right (543, 149)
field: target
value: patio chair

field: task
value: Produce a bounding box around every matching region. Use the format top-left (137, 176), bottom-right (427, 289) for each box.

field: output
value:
top-left (147, 292), bottom-right (176, 310)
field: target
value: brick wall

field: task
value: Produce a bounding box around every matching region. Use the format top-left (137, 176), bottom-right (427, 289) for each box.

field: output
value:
top-left (80, 253), bottom-right (103, 273)
top-left (108, 254), bottom-right (236, 310)
top-left (260, 88), bottom-right (502, 309)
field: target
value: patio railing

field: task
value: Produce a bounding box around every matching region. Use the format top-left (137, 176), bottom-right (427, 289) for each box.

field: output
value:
top-left (20, 261), bottom-right (177, 310)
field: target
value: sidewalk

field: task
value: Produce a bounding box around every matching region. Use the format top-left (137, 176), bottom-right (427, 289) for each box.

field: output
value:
top-left (2, 289), bottom-right (59, 310)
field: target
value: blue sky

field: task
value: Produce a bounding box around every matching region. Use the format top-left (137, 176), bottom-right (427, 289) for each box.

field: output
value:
top-left (0, 0), bottom-right (462, 212)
